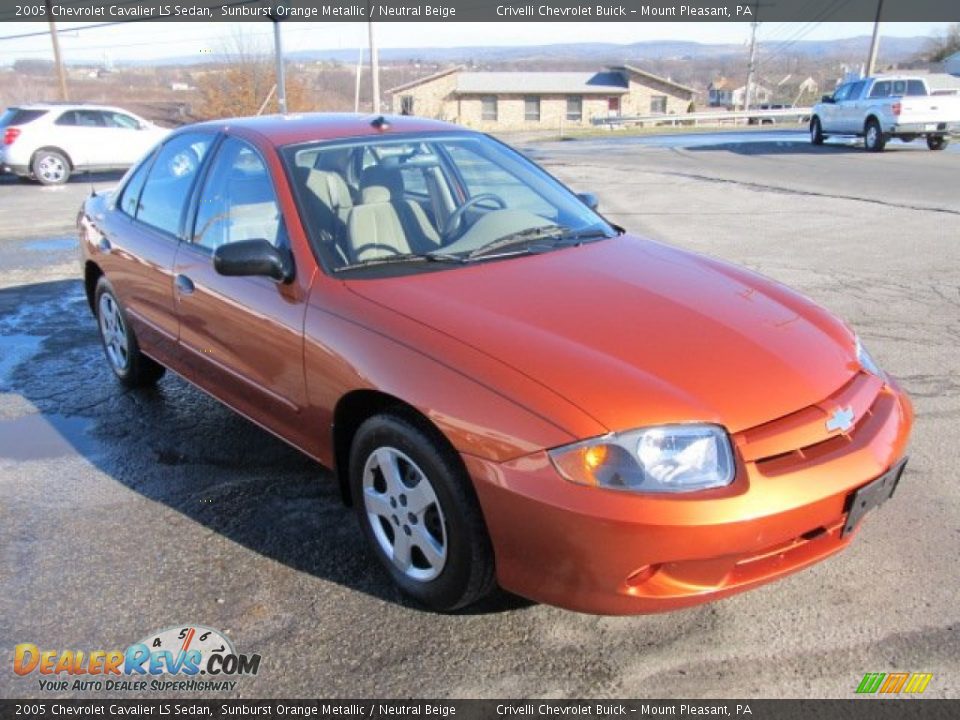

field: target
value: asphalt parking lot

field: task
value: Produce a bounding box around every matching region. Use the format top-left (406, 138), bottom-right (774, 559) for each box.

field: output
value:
top-left (1, 130), bottom-right (958, 699)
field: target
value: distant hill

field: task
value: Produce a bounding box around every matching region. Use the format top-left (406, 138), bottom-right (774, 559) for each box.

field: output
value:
top-left (136, 35), bottom-right (931, 67)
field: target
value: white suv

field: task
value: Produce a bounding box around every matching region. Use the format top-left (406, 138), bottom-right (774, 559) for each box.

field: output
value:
top-left (1, 103), bottom-right (169, 185)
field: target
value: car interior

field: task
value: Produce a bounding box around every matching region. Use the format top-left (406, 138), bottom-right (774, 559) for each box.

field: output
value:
top-left (286, 136), bottom-right (606, 271)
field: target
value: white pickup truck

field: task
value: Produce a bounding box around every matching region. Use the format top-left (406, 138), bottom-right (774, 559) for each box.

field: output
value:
top-left (810, 75), bottom-right (960, 152)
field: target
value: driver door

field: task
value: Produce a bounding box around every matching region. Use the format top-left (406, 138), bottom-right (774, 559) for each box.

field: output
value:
top-left (173, 135), bottom-right (311, 448)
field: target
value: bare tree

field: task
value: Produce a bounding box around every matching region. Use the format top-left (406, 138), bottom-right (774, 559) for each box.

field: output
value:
top-left (195, 29), bottom-right (311, 119)
top-left (922, 23), bottom-right (960, 62)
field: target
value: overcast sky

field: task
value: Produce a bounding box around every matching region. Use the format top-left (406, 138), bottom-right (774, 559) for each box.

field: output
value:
top-left (0, 21), bottom-right (950, 65)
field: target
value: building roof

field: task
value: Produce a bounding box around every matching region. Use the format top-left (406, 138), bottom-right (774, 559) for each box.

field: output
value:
top-left (454, 71), bottom-right (628, 95)
top-left (388, 64), bottom-right (695, 97)
top-left (612, 64), bottom-right (697, 95)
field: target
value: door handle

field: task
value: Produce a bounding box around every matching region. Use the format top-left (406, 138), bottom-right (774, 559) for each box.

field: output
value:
top-left (175, 274), bottom-right (195, 295)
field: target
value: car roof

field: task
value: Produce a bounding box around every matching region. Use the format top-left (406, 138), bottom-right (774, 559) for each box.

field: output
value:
top-left (8, 102), bottom-right (137, 114)
top-left (184, 112), bottom-right (465, 146)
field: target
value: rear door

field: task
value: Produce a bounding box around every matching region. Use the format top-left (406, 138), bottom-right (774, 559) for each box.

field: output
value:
top-left (52, 109), bottom-right (102, 167)
top-left (102, 131), bottom-right (216, 366)
top-left (172, 135), bottom-right (310, 445)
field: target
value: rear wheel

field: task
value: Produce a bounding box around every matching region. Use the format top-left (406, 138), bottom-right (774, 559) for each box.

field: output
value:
top-left (95, 277), bottom-right (166, 388)
top-left (927, 135), bottom-right (949, 151)
top-left (31, 149), bottom-right (71, 185)
top-left (810, 117), bottom-right (825, 145)
top-left (349, 413), bottom-right (495, 611)
top-left (864, 119), bottom-right (886, 152)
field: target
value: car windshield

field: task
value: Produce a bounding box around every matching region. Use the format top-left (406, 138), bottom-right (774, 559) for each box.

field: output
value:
top-left (281, 132), bottom-right (616, 272)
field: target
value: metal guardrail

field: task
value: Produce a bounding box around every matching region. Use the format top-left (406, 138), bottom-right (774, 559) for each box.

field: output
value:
top-left (593, 107), bottom-right (814, 128)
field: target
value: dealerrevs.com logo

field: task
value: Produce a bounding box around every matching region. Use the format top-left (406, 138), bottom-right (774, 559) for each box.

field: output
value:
top-left (13, 625), bottom-right (261, 693)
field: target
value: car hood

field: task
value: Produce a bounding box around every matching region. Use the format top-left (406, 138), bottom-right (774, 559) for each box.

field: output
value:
top-left (346, 235), bottom-right (858, 435)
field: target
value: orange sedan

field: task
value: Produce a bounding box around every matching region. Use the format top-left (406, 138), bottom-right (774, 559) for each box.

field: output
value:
top-left (78, 114), bottom-right (912, 614)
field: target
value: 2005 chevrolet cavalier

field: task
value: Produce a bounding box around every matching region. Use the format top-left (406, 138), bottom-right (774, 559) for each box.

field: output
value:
top-left (78, 114), bottom-right (912, 614)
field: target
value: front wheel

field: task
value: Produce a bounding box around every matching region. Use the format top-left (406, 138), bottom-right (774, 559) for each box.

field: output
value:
top-left (927, 135), bottom-right (949, 151)
top-left (864, 119), bottom-right (886, 152)
top-left (810, 117), bottom-right (825, 145)
top-left (95, 277), bottom-right (166, 388)
top-left (349, 413), bottom-right (495, 611)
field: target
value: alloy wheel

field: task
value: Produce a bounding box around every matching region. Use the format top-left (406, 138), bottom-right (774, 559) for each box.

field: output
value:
top-left (98, 293), bottom-right (129, 372)
top-left (362, 446), bottom-right (448, 582)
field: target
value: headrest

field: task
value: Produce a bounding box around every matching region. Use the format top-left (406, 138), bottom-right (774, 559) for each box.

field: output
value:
top-left (305, 170), bottom-right (352, 211)
top-left (360, 165), bottom-right (403, 199)
top-left (361, 185), bottom-right (392, 204)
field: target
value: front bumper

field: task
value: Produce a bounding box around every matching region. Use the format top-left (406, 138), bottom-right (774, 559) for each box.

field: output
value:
top-left (466, 378), bottom-right (913, 614)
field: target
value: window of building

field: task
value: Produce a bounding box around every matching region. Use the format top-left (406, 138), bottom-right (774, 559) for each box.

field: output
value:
top-left (481, 96), bottom-right (498, 121)
top-left (650, 95), bottom-right (668, 114)
top-left (399, 96), bottom-right (414, 115)
top-left (608, 96), bottom-right (621, 115)
top-left (566, 96), bottom-right (582, 122)
top-left (524, 96), bottom-right (540, 122)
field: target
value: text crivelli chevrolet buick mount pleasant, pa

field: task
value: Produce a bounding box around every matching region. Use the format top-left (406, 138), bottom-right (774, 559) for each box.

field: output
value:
top-left (12, 627), bottom-right (260, 693)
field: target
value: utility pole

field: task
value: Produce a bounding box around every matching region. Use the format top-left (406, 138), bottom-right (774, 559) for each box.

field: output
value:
top-left (368, 19), bottom-right (380, 113)
top-left (44, 0), bottom-right (68, 101)
top-left (354, 47), bottom-right (363, 113)
top-left (866, 0), bottom-right (884, 76)
top-left (272, 18), bottom-right (287, 114)
top-left (743, 15), bottom-right (759, 112)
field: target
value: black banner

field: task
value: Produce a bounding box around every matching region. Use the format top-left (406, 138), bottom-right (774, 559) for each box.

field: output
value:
top-left (1, 700), bottom-right (959, 720)
top-left (0, 0), bottom-right (958, 23)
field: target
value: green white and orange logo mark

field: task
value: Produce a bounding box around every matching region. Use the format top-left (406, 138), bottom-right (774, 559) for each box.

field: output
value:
top-left (856, 672), bottom-right (933, 694)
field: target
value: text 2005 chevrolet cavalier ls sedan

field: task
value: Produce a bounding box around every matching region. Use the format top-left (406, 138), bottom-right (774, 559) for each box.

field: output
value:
top-left (78, 114), bottom-right (912, 614)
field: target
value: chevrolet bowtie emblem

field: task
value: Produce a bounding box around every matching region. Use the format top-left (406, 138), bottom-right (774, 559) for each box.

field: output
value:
top-left (826, 406), bottom-right (856, 433)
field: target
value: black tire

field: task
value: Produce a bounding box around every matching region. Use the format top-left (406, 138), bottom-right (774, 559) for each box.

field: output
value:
top-left (31, 149), bottom-right (71, 185)
top-left (927, 135), bottom-right (949, 151)
top-left (94, 277), bottom-right (166, 388)
top-left (810, 117), bottom-right (825, 146)
top-left (349, 412), bottom-right (495, 612)
top-left (864, 119), bottom-right (886, 152)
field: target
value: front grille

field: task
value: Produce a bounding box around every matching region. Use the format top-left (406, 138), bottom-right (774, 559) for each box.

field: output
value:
top-left (733, 372), bottom-right (889, 477)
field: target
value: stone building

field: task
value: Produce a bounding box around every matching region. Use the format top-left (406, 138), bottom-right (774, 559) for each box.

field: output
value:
top-left (386, 65), bottom-right (696, 130)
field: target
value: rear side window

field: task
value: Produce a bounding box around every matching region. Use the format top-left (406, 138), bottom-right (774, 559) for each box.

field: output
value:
top-left (55, 110), bottom-right (105, 127)
top-left (136, 132), bottom-right (213, 237)
top-left (119, 151), bottom-right (156, 218)
top-left (869, 81), bottom-right (891, 98)
top-left (0, 108), bottom-right (47, 126)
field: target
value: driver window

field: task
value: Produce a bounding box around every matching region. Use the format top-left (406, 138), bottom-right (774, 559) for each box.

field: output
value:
top-left (192, 137), bottom-right (282, 253)
top-left (832, 85), bottom-right (851, 102)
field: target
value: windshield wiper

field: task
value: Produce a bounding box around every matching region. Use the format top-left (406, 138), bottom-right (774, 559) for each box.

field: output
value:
top-left (465, 225), bottom-right (609, 260)
top-left (333, 252), bottom-right (465, 273)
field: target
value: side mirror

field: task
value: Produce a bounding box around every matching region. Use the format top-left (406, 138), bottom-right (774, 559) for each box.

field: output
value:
top-left (213, 239), bottom-right (294, 283)
top-left (577, 192), bottom-right (599, 211)
top-left (821, 95), bottom-right (835, 104)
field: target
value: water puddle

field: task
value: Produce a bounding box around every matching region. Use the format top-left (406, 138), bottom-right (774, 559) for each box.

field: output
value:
top-left (24, 236), bottom-right (77, 253)
top-left (0, 334), bottom-right (44, 388)
top-left (0, 413), bottom-right (97, 461)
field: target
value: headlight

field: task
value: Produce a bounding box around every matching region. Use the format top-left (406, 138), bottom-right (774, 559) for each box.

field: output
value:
top-left (855, 336), bottom-right (883, 377)
top-left (548, 424), bottom-right (735, 494)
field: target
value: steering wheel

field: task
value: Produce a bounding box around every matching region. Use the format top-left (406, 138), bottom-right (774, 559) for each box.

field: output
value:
top-left (442, 193), bottom-right (506, 241)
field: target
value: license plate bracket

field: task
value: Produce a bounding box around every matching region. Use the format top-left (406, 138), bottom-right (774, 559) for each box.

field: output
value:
top-left (842, 458), bottom-right (908, 537)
